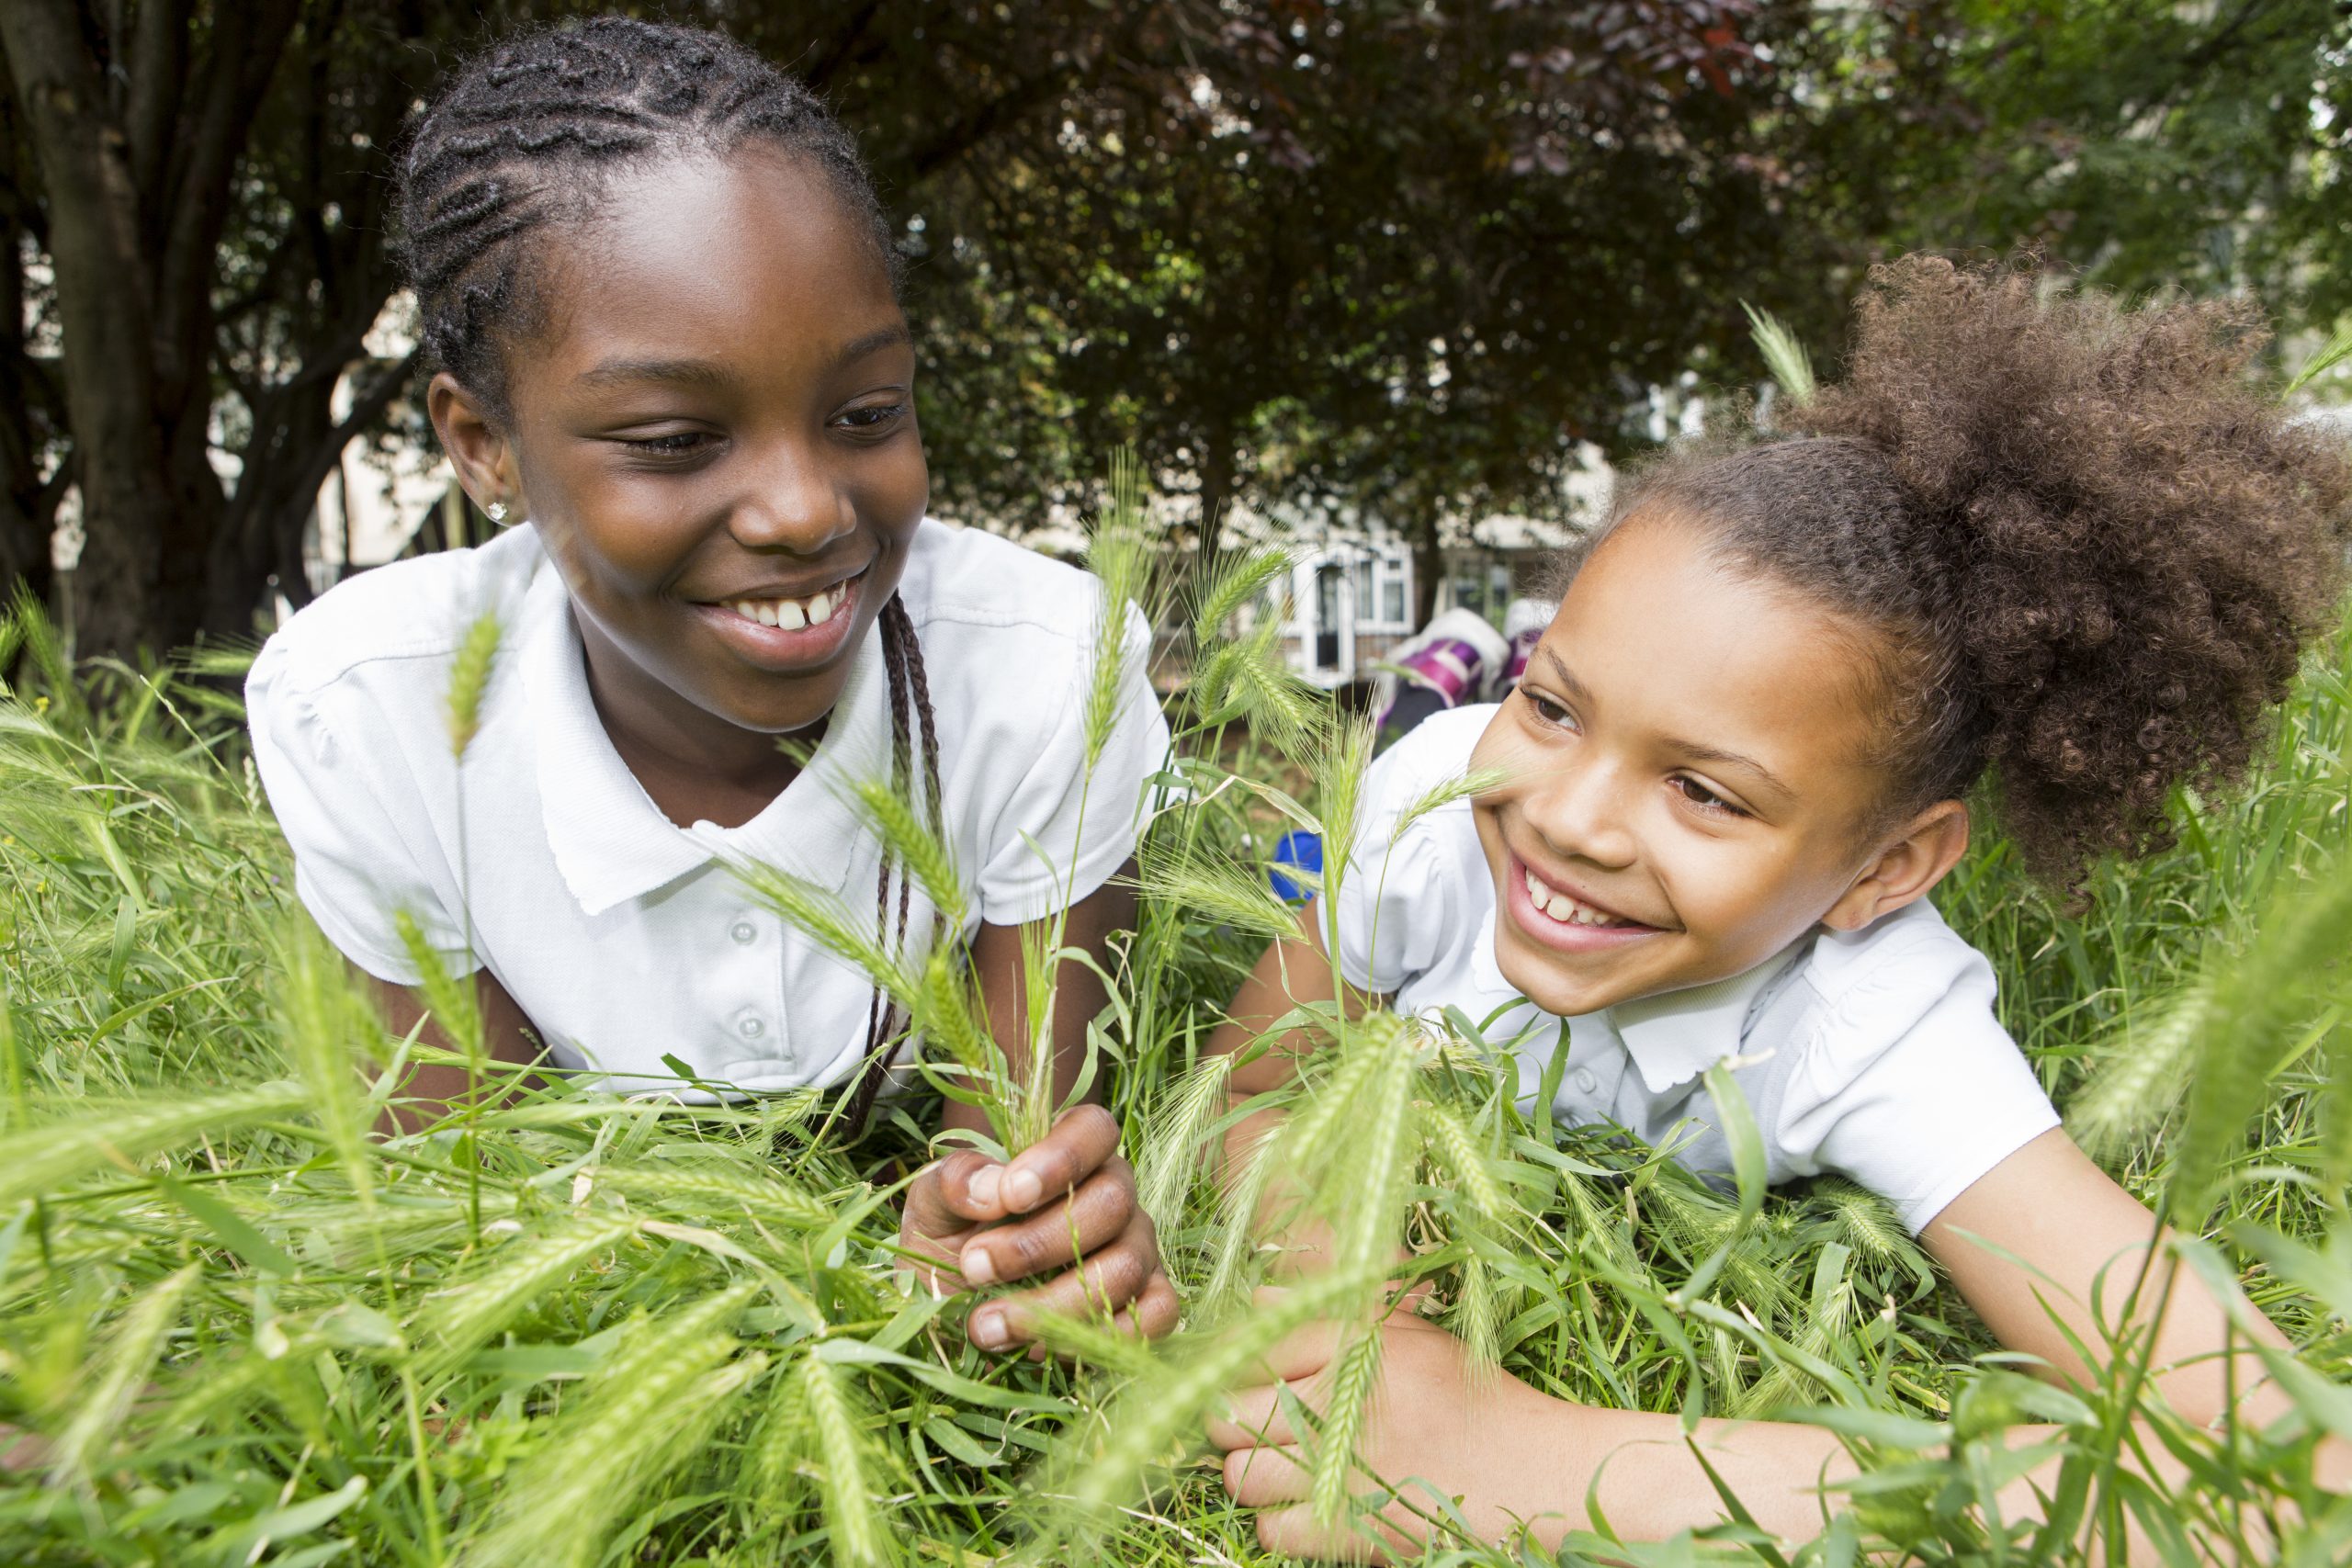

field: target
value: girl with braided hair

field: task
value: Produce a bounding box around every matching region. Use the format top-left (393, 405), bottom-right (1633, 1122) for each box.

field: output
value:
top-left (245, 17), bottom-right (1178, 1355)
top-left (1206, 257), bottom-right (2352, 1558)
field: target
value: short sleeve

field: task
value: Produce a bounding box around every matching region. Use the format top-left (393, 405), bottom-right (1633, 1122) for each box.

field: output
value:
top-left (1776, 934), bottom-right (2060, 1234)
top-left (246, 642), bottom-right (469, 987)
top-left (1329, 714), bottom-right (1481, 994)
top-left (975, 602), bottom-right (1170, 926)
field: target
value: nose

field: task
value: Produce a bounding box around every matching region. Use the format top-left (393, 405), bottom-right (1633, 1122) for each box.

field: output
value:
top-left (1519, 748), bottom-right (1639, 871)
top-left (728, 435), bottom-right (857, 555)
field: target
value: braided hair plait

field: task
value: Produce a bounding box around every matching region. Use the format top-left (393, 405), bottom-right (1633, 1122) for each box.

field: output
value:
top-left (395, 16), bottom-right (898, 422)
top-left (842, 595), bottom-right (945, 1136)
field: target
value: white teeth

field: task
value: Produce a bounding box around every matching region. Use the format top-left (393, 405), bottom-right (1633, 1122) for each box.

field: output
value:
top-left (726, 582), bottom-right (849, 630)
top-left (1522, 866), bottom-right (1631, 928)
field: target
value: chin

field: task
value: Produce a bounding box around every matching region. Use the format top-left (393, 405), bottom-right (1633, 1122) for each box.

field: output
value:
top-left (1491, 931), bottom-right (1645, 1019)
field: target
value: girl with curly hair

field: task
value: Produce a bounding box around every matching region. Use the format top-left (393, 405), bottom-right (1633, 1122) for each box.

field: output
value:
top-left (1205, 255), bottom-right (2352, 1558)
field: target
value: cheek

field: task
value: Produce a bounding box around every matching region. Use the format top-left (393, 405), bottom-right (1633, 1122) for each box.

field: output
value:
top-left (1654, 827), bottom-right (1845, 949)
top-left (531, 466), bottom-right (709, 596)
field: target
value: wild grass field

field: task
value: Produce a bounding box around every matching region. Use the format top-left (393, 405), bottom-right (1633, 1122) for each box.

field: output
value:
top-left (2, 514), bottom-right (2350, 1568)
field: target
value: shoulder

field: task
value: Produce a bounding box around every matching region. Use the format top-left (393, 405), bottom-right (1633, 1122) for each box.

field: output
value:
top-left (248, 526), bottom-right (548, 704)
top-left (897, 519), bottom-right (1109, 649)
top-left (1365, 705), bottom-right (1498, 815)
top-left (1782, 899), bottom-right (2004, 1068)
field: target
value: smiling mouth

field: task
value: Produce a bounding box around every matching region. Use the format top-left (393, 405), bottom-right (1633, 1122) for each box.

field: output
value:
top-left (707, 572), bottom-right (863, 631)
top-left (1520, 863), bottom-right (1657, 931)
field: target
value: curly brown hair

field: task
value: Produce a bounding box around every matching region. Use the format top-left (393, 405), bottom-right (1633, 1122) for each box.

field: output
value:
top-left (1584, 254), bottom-right (2352, 885)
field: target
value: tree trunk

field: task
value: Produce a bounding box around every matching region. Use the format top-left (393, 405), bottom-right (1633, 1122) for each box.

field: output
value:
top-left (1409, 513), bottom-right (1443, 630)
top-left (1193, 420), bottom-right (1237, 582)
top-left (205, 347), bottom-right (418, 630)
top-left (0, 0), bottom-right (181, 660)
top-left (0, 93), bottom-right (55, 615)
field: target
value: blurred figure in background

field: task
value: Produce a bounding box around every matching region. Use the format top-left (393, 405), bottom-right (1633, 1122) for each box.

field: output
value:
top-left (1372, 597), bottom-right (1558, 751)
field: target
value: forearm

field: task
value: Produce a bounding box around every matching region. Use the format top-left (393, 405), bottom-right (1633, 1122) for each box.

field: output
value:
top-left (369, 971), bottom-right (544, 1135)
top-left (1528, 1400), bottom-right (1858, 1547)
top-left (1540, 1401), bottom-right (2301, 1561)
top-left (1486, 1396), bottom-right (2197, 1557)
top-left (1204, 909), bottom-right (1354, 1262)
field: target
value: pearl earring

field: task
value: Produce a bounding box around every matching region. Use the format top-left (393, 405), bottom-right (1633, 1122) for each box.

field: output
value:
top-left (486, 501), bottom-right (508, 525)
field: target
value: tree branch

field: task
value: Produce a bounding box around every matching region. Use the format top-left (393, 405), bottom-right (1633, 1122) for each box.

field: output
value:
top-left (126, 0), bottom-right (190, 214)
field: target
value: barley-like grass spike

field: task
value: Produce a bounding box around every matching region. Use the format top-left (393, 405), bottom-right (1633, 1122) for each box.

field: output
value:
top-left (1192, 547), bottom-right (1291, 648)
top-left (47, 1263), bottom-right (199, 1485)
top-left (844, 774), bottom-right (966, 929)
top-left (1308, 1319), bottom-right (1386, 1525)
top-left (446, 610), bottom-right (503, 760)
top-left (1135, 1052), bottom-right (1237, 1227)
top-left (0, 1082), bottom-right (310, 1208)
top-left (418, 1215), bottom-right (638, 1370)
top-left (2068, 976), bottom-right (2208, 1161)
top-left (1743, 301), bottom-right (1816, 407)
top-left (594, 1162), bottom-right (832, 1232)
top-left (798, 1350), bottom-right (888, 1568)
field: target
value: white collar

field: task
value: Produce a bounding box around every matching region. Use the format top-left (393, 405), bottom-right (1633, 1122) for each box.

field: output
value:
top-left (523, 569), bottom-right (892, 917)
top-left (1604, 939), bottom-right (1811, 1094)
top-left (1471, 894), bottom-right (1810, 1095)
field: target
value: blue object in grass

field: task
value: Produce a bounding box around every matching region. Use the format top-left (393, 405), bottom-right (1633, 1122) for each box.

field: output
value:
top-left (1269, 829), bottom-right (1323, 904)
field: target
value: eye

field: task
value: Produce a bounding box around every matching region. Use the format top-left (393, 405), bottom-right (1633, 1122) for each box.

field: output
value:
top-left (1522, 688), bottom-right (1576, 728)
top-left (617, 430), bottom-right (711, 457)
top-left (836, 401), bottom-right (909, 434)
top-left (1672, 775), bottom-right (1747, 818)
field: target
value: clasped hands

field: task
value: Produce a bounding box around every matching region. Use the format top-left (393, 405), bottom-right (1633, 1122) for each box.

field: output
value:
top-left (898, 1102), bottom-right (1181, 1356)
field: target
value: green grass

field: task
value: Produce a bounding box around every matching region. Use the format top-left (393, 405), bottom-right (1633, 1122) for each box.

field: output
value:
top-left (2, 578), bottom-right (2350, 1567)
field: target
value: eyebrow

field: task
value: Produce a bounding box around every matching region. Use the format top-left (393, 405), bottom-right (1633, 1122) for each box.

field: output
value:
top-left (576, 324), bottom-right (912, 390)
top-left (833, 323), bottom-right (914, 366)
top-left (1664, 738), bottom-right (1796, 803)
top-left (1535, 646), bottom-right (1795, 803)
top-left (576, 355), bottom-right (734, 390)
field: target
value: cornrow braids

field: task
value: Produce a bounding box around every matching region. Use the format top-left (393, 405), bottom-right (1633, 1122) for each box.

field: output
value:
top-left (395, 16), bottom-right (899, 423)
top-left (842, 594), bottom-right (944, 1137)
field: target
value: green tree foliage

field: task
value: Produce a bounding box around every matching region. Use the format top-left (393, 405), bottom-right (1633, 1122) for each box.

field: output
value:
top-left (1798, 0), bottom-right (2351, 330)
top-left (4, 2), bottom-right (2345, 658)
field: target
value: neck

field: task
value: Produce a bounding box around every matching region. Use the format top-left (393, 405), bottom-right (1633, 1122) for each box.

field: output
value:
top-left (575, 619), bottom-right (818, 827)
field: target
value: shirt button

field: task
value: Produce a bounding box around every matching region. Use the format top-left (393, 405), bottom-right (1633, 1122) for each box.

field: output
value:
top-left (730, 919), bottom-right (757, 944)
top-left (1574, 1067), bottom-right (1600, 1095)
top-left (737, 1015), bottom-right (765, 1040)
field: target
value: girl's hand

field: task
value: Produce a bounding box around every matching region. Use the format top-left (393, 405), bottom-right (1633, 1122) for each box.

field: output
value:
top-left (898, 1103), bottom-right (1180, 1357)
top-left (1207, 1289), bottom-right (1577, 1561)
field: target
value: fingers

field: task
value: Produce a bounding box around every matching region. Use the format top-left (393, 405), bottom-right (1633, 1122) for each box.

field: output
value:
top-left (1254, 1504), bottom-right (1397, 1565)
top-left (1222, 1442), bottom-right (1312, 1507)
top-left (964, 1210), bottom-right (1157, 1350)
top-left (923, 1147), bottom-right (1015, 1226)
top-left (927, 1104), bottom-right (1124, 1224)
top-left (1122, 1269), bottom-right (1182, 1341)
top-left (1249, 1318), bottom-right (1348, 1385)
top-left (994, 1103), bottom-right (1123, 1215)
top-left (956, 1156), bottom-right (1137, 1287)
top-left (1206, 1382), bottom-right (1300, 1450)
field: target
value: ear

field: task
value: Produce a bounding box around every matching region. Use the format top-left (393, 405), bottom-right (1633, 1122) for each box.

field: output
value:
top-left (1821, 799), bottom-right (1971, 932)
top-left (427, 371), bottom-right (527, 520)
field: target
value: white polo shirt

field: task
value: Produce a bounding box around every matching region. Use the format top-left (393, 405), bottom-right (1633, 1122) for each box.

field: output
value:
top-left (247, 519), bottom-right (1169, 1096)
top-left (1333, 705), bottom-right (2060, 1233)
